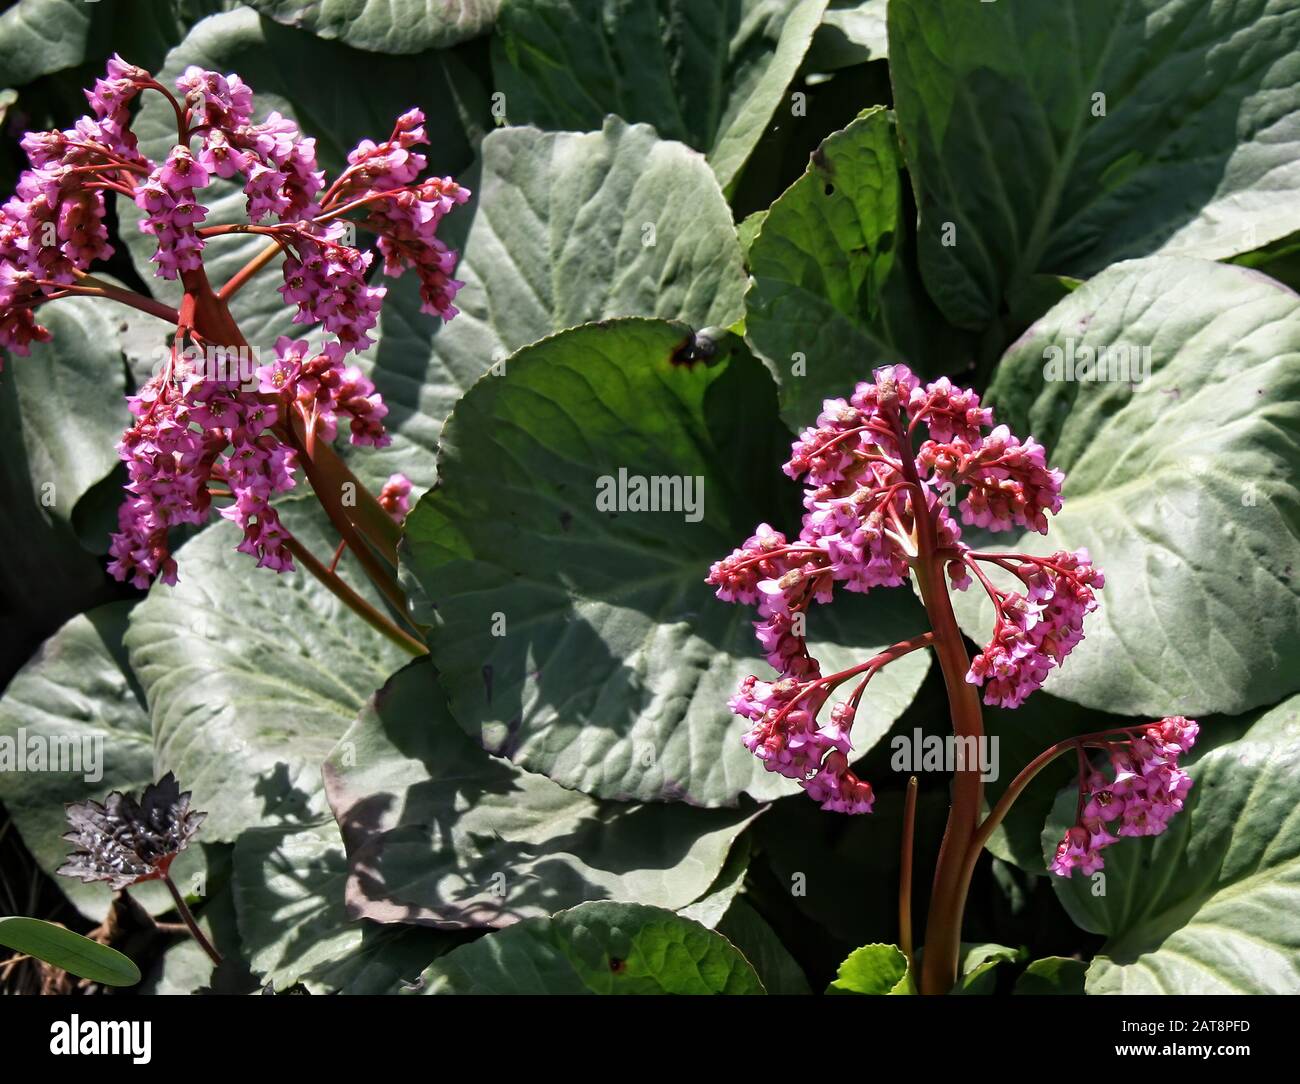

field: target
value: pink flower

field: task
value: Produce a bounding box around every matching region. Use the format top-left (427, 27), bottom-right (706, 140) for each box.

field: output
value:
top-left (1050, 718), bottom-right (1199, 877)
top-left (709, 366), bottom-right (1097, 813)
top-left (965, 549), bottom-right (1104, 708)
top-left (378, 473), bottom-right (413, 522)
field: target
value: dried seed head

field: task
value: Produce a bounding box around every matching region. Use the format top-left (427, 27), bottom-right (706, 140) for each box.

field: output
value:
top-left (57, 773), bottom-right (206, 890)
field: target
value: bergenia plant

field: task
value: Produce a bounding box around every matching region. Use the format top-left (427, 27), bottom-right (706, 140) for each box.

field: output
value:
top-left (0, 56), bottom-right (468, 657)
top-left (708, 364), bottom-right (1197, 994)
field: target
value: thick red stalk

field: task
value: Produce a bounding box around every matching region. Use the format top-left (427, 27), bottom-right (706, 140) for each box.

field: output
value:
top-left (879, 390), bottom-right (985, 995)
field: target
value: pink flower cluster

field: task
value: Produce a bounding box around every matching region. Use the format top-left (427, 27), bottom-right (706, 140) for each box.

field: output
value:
top-left (256, 336), bottom-right (390, 447)
top-left (330, 109), bottom-right (471, 320)
top-left (1050, 717), bottom-right (1199, 877)
top-left (135, 146), bottom-right (209, 278)
top-left (110, 349), bottom-right (296, 587)
top-left (0, 57), bottom-right (150, 359)
top-left (0, 57), bottom-right (469, 585)
top-left (708, 365), bottom-right (1096, 813)
top-left (965, 549), bottom-right (1105, 709)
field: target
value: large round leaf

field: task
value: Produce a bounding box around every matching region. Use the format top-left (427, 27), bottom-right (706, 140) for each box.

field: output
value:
top-left (350, 117), bottom-right (748, 491)
top-left (0, 0), bottom-right (93, 85)
top-left (0, 376), bottom-right (119, 686)
top-left (805, 1), bottom-right (889, 70)
top-left (409, 901), bottom-right (766, 993)
top-left (401, 318), bottom-right (931, 805)
top-left (1047, 694), bottom-right (1300, 994)
top-left (323, 659), bottom-right (758, 928)
top-left (247, 0), bottom-right (498, 52)
top-left (231, 818), bottom-right (460, 992)
top-left (959, 257), bottom-right (1300, 717)
top-left (0, 295), bottom-right (129, 679)
top-left (4, 296), bottom-right (128, 530)
top-left (124, 501), bottom-right (408, 840)
top-left (0, 602), bottom-right (205, 921)
top-left (491, 0), bottom-right (829, 192)
top-left (890, 0), bottom-right (1300, 327)
top-left (744, 107), bottom-right (957, 424)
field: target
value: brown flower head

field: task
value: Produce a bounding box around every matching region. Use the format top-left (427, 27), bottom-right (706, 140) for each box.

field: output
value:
top-left (57, 773), bottom-right (205, 890)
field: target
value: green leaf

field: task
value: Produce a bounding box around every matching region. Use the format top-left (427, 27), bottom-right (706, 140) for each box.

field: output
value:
top-left (805, 1), bottom-right (889, 71)
top-left (124, 501), bottom-right (408, 840)
top-left (827, 942), bottom-right (912, 994)
top-left (0, 601), bottom-right (206, 921)
top-left (953, 942), bottom-right (1023, 995)
top-left (678, 835), bottom-right (752, 928)
top-left (232, 820), bottom-right (358, 991)
top-left (1047, 694), bottom-right (1300, 993)
top-left (401, 318), bottom-right (930, 804)
top-left (351, 117), bottom-right (748, 490)
top-left (960, 257), bottom-right (1300, 717)
top-left (323, 659), bottom-right (759, 926)
top-left (890, 0), bottom-right (1300, 327)
top-left (0, 916), bottom-right (140, 987)
top-left (0, 0), bottom-right (93, 85)
top-left (4, 296), bottom-right (128, 531)
top-left (232, 818), bottom-right (459, 992)
top-left (717, 897), bottom-right (811, 994)
top-left (491, 0), bottom-right (829, 191)
top-left (1231, 229), bottom-right (1300, 294)
top-left (0, 294), bottom-right (127, 678)
top-left (409, 902), bottom-right (766, 994)
top-left (247, 0), bottom-right (498, 52)
top-left (1014, 956), bottom-right (1087, 995)
top-left (744, 107), bottom-right (955, 424)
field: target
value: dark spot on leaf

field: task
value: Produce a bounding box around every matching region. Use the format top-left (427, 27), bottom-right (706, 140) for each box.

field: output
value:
top-left (810, 146), bottom-right (829, 172)
top-left (671, 331), bottom-right (718, 367)
top-left (823, 182), bottom-right (834, 196)
top-left (559, 509), bottom-right (573, 532)
top-left (482, 664), bottom-right (493, 704)
top-left (608, 957), bottom-right (626, 973)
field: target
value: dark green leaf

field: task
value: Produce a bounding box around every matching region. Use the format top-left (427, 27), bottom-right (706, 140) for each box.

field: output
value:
top-left (890, 0), bottom-right (1300, 326)
top-left (323, 659), bottom-right (758, 926)
top-left (410, 901), bottom-right (766, 993)
top-left (0, 916), bottom-right (140, 987)
top-left (401, 318), bottom-right (930, 804)
top-left (491, 0), bottom-right (829, 191)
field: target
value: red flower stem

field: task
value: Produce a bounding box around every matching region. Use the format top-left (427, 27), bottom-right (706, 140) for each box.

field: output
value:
top-left (142, 79), bottom-right (189, 144)
top-left (878, 392), bottom-right (985, 996)
top-left (283, 535), bottom-right (427, 656)
top-left (42, 275), bottom-right (181, 325)
top-left (328, 538), bottom-right (347, 574)
top-left (899, 775), bottom-right (919, 976)
top-left (217, 238), bottom-right (282, 301)
top-left (177, 266), bottom-right (409, 623)
top-left (160, 872), bottom-right (222, 968)
top-left (766, 632), bottom-right (936, 732)
top-left (279, 423), bottom-right (412, 619)
top-left (283, 422), bottom-right (403, 564)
